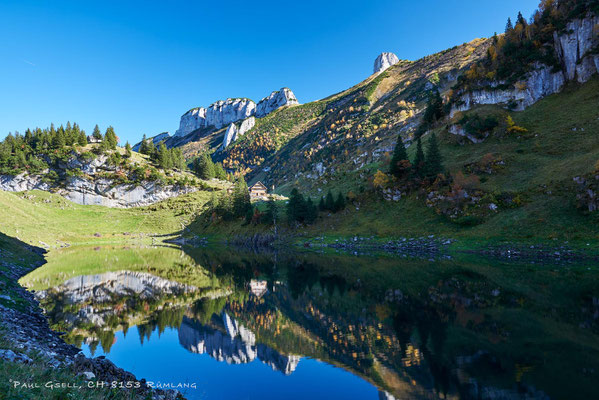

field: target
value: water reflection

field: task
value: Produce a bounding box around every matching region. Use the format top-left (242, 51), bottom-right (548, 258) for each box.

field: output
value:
top-left (22, 244), bottom-right (599, 400)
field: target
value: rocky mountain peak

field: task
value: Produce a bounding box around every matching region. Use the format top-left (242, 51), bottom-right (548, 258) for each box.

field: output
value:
top-left (255, 88), bottom-right (299, 117)
top-left (374, 52), bottom-right (400, 74)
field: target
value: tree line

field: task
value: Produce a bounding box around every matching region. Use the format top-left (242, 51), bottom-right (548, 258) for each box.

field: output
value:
top-left (138, 135), bottom-right (185, 170)
top-left (389, 132), bottom-right (443, 183)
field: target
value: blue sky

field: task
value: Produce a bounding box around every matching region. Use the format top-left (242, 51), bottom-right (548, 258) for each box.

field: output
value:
top-left (0, 0), bottom-right (538, 144)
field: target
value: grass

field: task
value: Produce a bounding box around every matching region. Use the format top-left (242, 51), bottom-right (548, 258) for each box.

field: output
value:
top-left (0, 189), bottom-right (215, 247)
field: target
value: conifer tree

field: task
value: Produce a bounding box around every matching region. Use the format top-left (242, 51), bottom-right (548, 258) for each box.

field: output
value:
top-left (287, 188), bottom-right (306, 223)
top-left (424, 133), bottom-right (443, 179)
top-left (305, 198), bottom-right (317, 224)
top-left (214, 162), bottom-right (227, 180)
top-left (232, 177), bottom-right (251, 218)
top-left (412, 137), bottom-right (425, 178)
top-left (92, 124), bottom-right (102, 140)
top-left (139, 134), bottom-right (149, 154)
top-left (335, 192), bottom-right (346, 211)
top-left (194, 154), bottom-right (215, 179)
top-left (325, 190), bottom-right (335, 212)
top-left (318, 196), bottom-right (326, 212)
top-left (390, 135), bottom-right (409, 178)
top-left (104, 126), bottom-right (118, 150)
top-left (125, 142), bottom-right (132, 158)
top-left (78, 130), bottom-right (87, 146)
top-left (505, 17), bottom-right (513, 32)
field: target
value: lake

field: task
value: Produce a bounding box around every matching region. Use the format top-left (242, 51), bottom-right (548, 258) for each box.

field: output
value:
top-left (20, 244), bottom-right (599, 400)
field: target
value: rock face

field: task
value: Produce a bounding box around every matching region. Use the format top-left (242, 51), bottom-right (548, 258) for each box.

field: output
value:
top-left (63, 177), bottom-right (196, 208)
top-left (255, 88), bottom-right (299, 117)
top-left (178, 312), bottom-right (300, 374)
top-left (59, 271), bottom-right (196, 301)
top-left (374, 52), bottom-right (400, 74)
top-left (174, 88), bottom-right (298, 139)
top-left (221, 116), bottom-right (255, 149)
top-left (132, 132), bottom-right (170, 152)
top-left (174, 98), bottom-right (256, 137)
top-left (0, 153), bottom-right (196, 208)
top-left (451, 15), bottom-right (599, 117)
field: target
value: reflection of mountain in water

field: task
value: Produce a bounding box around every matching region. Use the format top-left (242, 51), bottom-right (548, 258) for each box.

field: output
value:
top-left (40, 270), bottom-right (197, 304)
top-left (178, 312), bottom-right (301, 375)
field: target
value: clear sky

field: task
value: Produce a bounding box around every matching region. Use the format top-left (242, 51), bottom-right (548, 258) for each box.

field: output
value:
top-left (0, 0), bottom-right (539, 144)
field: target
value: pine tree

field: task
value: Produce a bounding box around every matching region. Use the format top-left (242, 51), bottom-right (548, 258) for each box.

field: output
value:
top-left (194, 154), bottom-right (215, 179)
top-left (389, 135), bottom-right (409, 178)
top-left (305, 198), bottom-right (317, 224)
top-left (232, 177), bottom-right (251, 218)
top-left (214, 162), bottom-right (227, 180)
top-left (139, 134), bottom-right (149, 154)
top-left (52, 128), bottom-right (65, 148)
top-left (264, 198), bottom-right (278, 226)
top-left (92, 124), bottom-right (102, 140)
top-left (424, 133), bottom-right (443, 179)
top-left (104, 126), bottom-right (118, 150)
top-left (325, 190), bottom-right (335, 212)
top-left (125, 142), bottom-right (132, 158)
top-left (505, 17), bottom-right (513, 33)
top-left (335, 192), bottom-right (346, 212)
top-left (78, 131), bottom-right (88, 146)
top-left (287, 188), bottom-right (306, 223)
top-left (318, 196), bottom-right (326, 211)
top-left (412, 137), bottom-right (425, 178)
top-left (516, 11), bottom-right (527, 27)
top-left (157, 142), bottom-right (171, 169)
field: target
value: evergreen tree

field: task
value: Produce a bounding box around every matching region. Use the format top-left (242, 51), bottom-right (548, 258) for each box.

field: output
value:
top-left (335, 192), bottom-right (346, 212)
top-left (422, 90), bottom-right (444, 125)
top-left (125, 142), bottom-right (132, 158)
top-left (157, 142), bottom-right (171, 169)
top-left (232, 177), bottom-right (251, 218)
top-left (92, 124), bottom-right (102, 140)
top-left (287, 188), bottom-right (306, 223)
top-left (516, 11), bottom-right (527, 27)
top-left (412, 137), bottom-right (425, 178)
top-left (214, 162), bottom-right (227, 180)
top-left (104, 126), bottom-right (118, 149)
top-left (263, 198), bottom-right (279, 226)
top-left (305, 198), bottom-right (317, 224)
top-left (424, 133), bottom-right (443, 179)
top-left (318, 196), bottom-right (326, 212)
top-left (389, 135), bottom-right (410, 178)
top-left (139, 134), bottom-right (149, 154)
top-left (52, 128), bottom-right (65, 148)
top-left (78, 130), bottom-right (88, 146)
top-left (193, 154), bottom-right (215, 179)
top-left (324, 190), bottom-right (335, 212)
top-left (505, 17), bottom-right (513, 33)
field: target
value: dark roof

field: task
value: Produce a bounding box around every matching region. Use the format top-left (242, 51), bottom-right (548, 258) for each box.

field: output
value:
top-left (250, 181), bottom-right (267, 191)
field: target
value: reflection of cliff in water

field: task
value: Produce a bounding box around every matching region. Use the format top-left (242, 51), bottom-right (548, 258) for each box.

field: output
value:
top-left (179, 312), bottom-right (301, 375)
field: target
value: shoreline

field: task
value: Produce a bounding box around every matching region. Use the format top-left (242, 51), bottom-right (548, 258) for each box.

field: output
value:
top-left (0, 241), bottom-right (184, 400)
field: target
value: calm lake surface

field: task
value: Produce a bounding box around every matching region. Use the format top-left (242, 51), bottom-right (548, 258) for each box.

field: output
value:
top-left (21, 244), bottom-right (599, 400)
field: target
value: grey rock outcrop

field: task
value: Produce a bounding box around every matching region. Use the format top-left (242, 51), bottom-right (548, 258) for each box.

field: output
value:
top-left (0, 153), bottom-right (196, 208)
top-left (374, 52), bottom-right (400, 74)
top-left (174, 98), bottom-right (256, 137)
top-left (132, 132), bottom-right (170, 152)
top-left (178, 313), bottom-right (301, 373)
top-left (0, 173), bottom-right (50, 192)
top-left (255, 88), bottom-right (299, 117)
top-left (174, 88), bottom-right (298, 139)
top-left (54, 271), bottom-right (196, 304)
top-left (451, 14), bottom-right (599, 118)
top-left (63, 176), bottom-right (196, 208)
top-left (221, 116), bottom-right (255, 149)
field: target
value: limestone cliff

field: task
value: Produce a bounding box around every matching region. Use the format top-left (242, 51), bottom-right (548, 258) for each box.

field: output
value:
top-left (374, 52), bottom-right (400, 74)
top-left (255, 88), bottom-right (299, 117)
top-left (451, 14), bottom-right (599, 116)
top-left (221, 116), bottom-right (255, 149)
top-left (0, 152), bottom-right (197, 208)
top-left (173, 89), bottom-right (298, 139)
